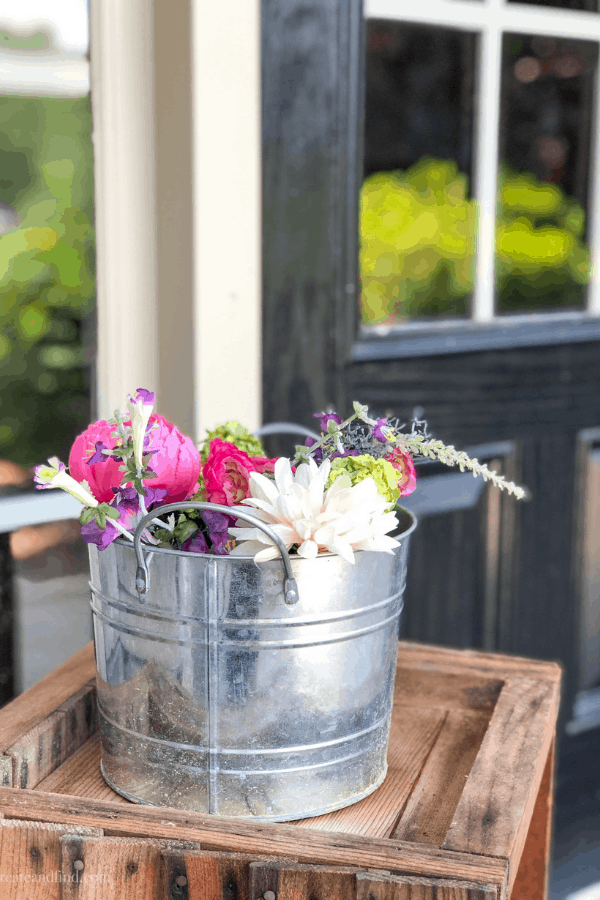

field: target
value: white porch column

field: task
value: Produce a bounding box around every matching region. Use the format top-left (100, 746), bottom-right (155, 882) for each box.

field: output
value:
top-left (190, 0), bottom-right (262, 441)
top-left (91, 0), bottom-right (262, 438)
top-left (89, 0), bottom-right (159, 419)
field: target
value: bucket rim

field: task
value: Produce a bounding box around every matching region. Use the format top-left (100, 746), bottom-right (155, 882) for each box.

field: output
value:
top-left (110, 506), bottom-right (417, 561)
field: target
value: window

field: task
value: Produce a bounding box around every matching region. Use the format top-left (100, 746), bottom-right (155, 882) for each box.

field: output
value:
top-left (362, 0), bottom-right (600, 334)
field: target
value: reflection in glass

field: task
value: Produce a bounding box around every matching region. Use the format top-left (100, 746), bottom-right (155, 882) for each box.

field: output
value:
top-left (497, 34), bottom-right (596, 312)
top-left (361, 21), bottom-right (476, 324)
top-left (361, 20), bottom-right (597, 324)
top-left (508, 0), bottom-right (597, 15)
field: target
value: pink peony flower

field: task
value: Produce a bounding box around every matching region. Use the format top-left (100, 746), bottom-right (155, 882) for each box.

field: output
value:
top-left (385, 447), bottom-right (417, 497)
top-left (203, 439), bottom-right (277, 506)
top-left (69, 413), bottom-right (201, 503)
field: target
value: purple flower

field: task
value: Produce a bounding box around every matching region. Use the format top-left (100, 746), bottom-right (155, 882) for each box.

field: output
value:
top-left (314, 412), bottom-right (342, 432)
top-left (330, 448), bottom-right (360, 460)
top-left (81, 518), bottom-right (119, 550)
top-left (181, 531), bottom-right (209, 554)
top-left (135, 388), bottom-right (155, 405)
top-left (204, 510), bottom-right (232, 555)
top-left (87, 441), bottom-right (110, 465)
top-left (304, 436), bottom-right (323, 462)
top-left (372, 418), bottom-right (390, 443)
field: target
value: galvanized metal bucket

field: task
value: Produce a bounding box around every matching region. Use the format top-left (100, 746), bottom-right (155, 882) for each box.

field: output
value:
top-left (88, 502), bottom-right (416, 821)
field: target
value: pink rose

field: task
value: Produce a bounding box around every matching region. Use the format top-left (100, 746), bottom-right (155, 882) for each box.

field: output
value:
top-left (69, 413), bottom-right (201, 503)
top-left (203, 439), bottom-right (277, 506)
top-left (385, 447), bottom-right (417, 497)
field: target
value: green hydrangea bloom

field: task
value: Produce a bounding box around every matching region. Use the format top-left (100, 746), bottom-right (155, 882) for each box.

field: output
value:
top-left (326, 455), bottom-right (401, 507)
top-left (200, 421), bottom-right (266, 462)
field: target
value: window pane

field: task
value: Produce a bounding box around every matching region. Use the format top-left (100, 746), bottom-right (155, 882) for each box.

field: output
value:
top-left (507, 0), bottom-right (597, 14)
top-left (361, 20), bottom-right (476, 325)
top-left (497, 34), bottom-right (596, 313)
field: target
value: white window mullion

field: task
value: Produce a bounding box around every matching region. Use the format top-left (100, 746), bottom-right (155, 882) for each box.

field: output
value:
top-left (471, 16), bottom-right (503, 323)
top-left (585, 50), bottom-right (600, 315)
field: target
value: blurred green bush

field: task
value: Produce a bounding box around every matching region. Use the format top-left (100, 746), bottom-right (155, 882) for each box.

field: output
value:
top-left (0, 96), bottom-right (94, 466)
top-left (360, 158), bottom-right (590, 323)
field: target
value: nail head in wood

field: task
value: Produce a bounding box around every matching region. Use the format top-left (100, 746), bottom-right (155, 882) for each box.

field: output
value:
top-left (175, 875), bottom-right (188, 887)
top-left (263, 891), bottom-right (277, 900)
top-left (73, 859), bottom-right (84, 871)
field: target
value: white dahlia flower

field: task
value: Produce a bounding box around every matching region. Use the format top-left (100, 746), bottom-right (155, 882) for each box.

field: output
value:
top-left (229, 456), bottom-right (400, 565)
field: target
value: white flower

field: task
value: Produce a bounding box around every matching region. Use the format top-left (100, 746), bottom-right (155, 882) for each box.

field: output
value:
top-left (34, 457), bottom-right (99, 508)
top-left (229, 457), bottom-right (399, 565)
top-left (127, 388), bottom-right (155, 469)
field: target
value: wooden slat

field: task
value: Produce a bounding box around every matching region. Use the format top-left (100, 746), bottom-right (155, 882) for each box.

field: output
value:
top-left (443, 675), bottom-right (560, 884)
top-left (4, 683), bottom-right (97, 791)
top-left (0, 820), bottom-right (102, 900)
top-left (161, 849), bottom-right (279, 900)
top-left (393, 711), bottom-right (490, 846)
top-left (56, 683), bottom-right (96, 757)
top-left (508, 741), bottom-right (555, 900)
top-left (0, 758), bottom-right (11, 789)
top-left (296, 707), bottom-right (446, 835)
top-left (250, 860), bottom-right (358, 900)
top-left (60, 835), bottom-right (172, 899)
top-left (397, 642), bottom-right (563, 683)
top-left (394, 669), bottom-right (503, 714)
top-left (0, 644), bottom-right (95, 753)
top-left (355, 871), bottom-right (501, 900)
top-left (36, 735), bottom-right (127, 804)
top-left (0, 787), bottom-right (508, 889)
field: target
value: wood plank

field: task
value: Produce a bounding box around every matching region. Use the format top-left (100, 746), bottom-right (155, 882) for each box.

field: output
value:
top-left (0, 819), bottom-right (102, 900)
top-left (397, 643), bottom-right (563, 683)
top-left (56, 683), bottom-right (97, 757)
top-left (5, 712), bottom-right (68, 790)
top-left (508, 741), bottom-right (555, 900)
top-left (393, 711), bottom-right (490, 846)
top-left (161, 850), bottom-right (279, 900)
top-left (355, 871), bottom-right (501, 900)
top-left (36, 735), bottom-right (127, 804)
top-left (0, 758), bottom-right (11, 789)
top-left (250, 860), bottom-right (357, 900)
top-left (0, 787), bottom-right (509, 889)
top-left (394, 669), bottom-right (503, 714)
top-left (0, 644), bottom-right (95, 753)
top-left (59, 835), bottom-right (174, 900)
top-left (443, 675), bottom-right (560, 874)
top-left (296, 708), bottom-right (446, 835)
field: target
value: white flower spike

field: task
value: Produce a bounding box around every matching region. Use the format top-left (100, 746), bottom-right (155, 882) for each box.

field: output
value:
top-left (229, 458), bottom-right (399, 565)
top-left (34, 457), bottom-right (99, 508)
top-left (127, 388), bottom-right (155, 469)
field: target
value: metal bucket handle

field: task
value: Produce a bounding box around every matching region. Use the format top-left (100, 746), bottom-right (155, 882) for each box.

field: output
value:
top-left (133, 501), bottom-right (300, 606)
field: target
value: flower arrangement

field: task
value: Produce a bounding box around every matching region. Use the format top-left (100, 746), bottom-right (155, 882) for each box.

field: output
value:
top-left (35, 390), bottom-right (525, 564)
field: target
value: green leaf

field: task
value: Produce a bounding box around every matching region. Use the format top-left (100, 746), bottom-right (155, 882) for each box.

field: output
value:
top-left (174, 519), bottom-right (198, 545)
top-left (79, 507), bottom-right (95, 525)
top-left (95, 509), bottom-right (107, 530)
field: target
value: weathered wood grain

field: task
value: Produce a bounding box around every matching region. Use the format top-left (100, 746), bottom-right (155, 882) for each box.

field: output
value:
top-left (0, 644), bottom-right (95, 754)
top-left (0, 787), bottom-right (508, 889)
top-left (250, 860), bottom-right (358, 900)
top-left (507, 742), bottom-right (554, 900)
top-left (59, 835), bottom-right (175, 899)
top-left (4, 681), bottom-right (97, 791)
top-left (397, 643), bottom-right (563, 683)
top-left (0, 759), bottom-right (11, 790)
top-left (394, 668), bottom-right (503, 714)
top-left (161, 850), bottom-right (283, 900)
top-left (296, 708), bottom-right (446, 835)
top-left (443, 676), bottom-right (559, 875)
top-left (35, 735), bottom-right (126, 804)
top-left (355, 871), bottom-right (502, 900)
top-left (0, 819), bottom-right (102, 900)
top-left (393, 711), bottom-right (490, 846)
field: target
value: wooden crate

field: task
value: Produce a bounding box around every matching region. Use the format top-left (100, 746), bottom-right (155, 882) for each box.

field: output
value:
top-left (0, 641), bottom-right (560, 900)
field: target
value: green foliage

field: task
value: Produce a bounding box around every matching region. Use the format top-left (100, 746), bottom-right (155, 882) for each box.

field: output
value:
top-left (0, 96), bottom-right (94, 465)
top-left (360, 158), bottom-right (591, 323)
top-left (199, 421), bottom-right (266, 462)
